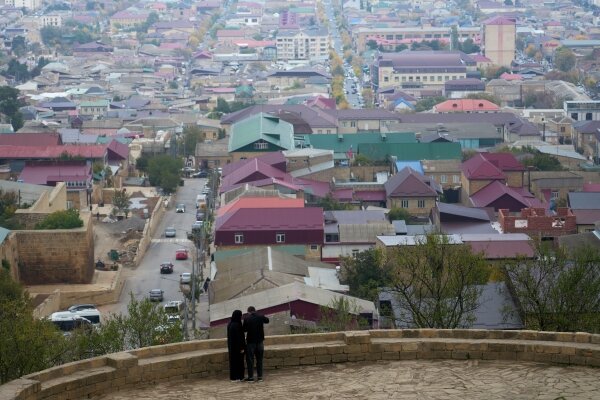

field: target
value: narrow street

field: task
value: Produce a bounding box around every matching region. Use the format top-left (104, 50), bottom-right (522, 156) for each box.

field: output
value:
top-left (98, 178), bottom-right (209, 329)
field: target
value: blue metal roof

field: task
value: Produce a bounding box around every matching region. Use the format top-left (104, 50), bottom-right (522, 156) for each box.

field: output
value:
top-left (0, 227), bottom-right (10, 244)
top-left (395, 161), bottom-right (423, 174)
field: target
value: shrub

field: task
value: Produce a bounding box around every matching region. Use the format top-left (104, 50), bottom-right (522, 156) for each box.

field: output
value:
top-left (35, 209), bottom-right (83, 230)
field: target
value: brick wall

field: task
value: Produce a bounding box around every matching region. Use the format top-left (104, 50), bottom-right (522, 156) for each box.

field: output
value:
top-left (505, 171), bottom-right (523, 188)
top-left (0, 232), bottom-right (20, 281)
top-left (499, 207), bottom-right (577, 237)
top-left (386, 197), bottom-right (436, 217)
top-left (3, 329), bottom-right (600, 400)
top-left (15, 212), bottom-right (95, 285)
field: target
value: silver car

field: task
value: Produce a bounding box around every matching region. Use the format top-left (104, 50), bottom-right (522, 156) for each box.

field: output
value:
top-left (164, 227), bottom-right (176, 237)
top-left (148, 289), bottom-right (164, 302)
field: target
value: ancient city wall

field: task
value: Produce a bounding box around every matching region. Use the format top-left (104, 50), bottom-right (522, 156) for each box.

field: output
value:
top-left (15, 212), bottom-right (94, 285)
top-left (1, 329), bottom-right (599, 400)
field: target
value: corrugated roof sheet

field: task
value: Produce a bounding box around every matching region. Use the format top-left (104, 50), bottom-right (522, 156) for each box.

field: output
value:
top-left (216, 207), bottom-right (323, 231)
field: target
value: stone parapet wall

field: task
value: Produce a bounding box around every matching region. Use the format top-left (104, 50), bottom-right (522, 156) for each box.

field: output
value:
top-left (2, 329), bottom-right (600, 400)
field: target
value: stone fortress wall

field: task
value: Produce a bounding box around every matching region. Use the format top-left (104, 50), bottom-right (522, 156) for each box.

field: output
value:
top-left (1, 329), bottom-right (599, 400)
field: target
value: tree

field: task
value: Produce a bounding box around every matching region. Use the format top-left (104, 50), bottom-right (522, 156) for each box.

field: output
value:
top-left (112, 189), bottom-right (131, 218)
top-left (10, 36), bottom-right (27, 57)
top-left (483, 66), bottom-right (511, 80)
top-left (35, 209), bottom-right (84, 230)
top-left (147, 155), bottom-right (183, 194)
top-left (505, 243), bottom-right (600, 333)
top-left (387, 207), bottom-right (411, 222)
top-left (341, 248), bottom-right (391, 302)
top-left (366, 39), bottom-right (378, 50)
top-left (136, 155), bottom-right (149, 173)
top-left (2, 59), bottom-right (30, 83)
top-left (387, 234), bottom-right (489, 328)
top-left (317, 193), bottom-right (352, 211)
top-left (0, 269), bottom-right (68, 383)
top-left (352, 154), bottom-right (372, 166)
top-left (318, 296), bottom-right (368, 332)
top-left (415, 96), bottom-right (447, 112)
top-left (522, 151), bottom-right (565, 171)
top-left (0, 188), bottom-right (22, 229)
top-left (182, 125), bottom-right (204, 157)
top-left (459, 38), bottom-right (480, 54)
top-left (554, 47), bottom-right (576, 72)
top-left (465, 92), bottom-right (502, 106)
top-left (214, 97), bottom-right (231, 114)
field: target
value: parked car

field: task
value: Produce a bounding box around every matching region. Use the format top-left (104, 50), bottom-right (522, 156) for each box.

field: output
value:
top-left (191, 170), bottom-right (207, 178)
top-left (164, 227), bottom-right (176, 237)
top-left (175, 249), bottom-right (189, 260)
top-left (164, 300), bottom-right (184, 316)
top-left (67, 304), bottom-right (97, 312)
top-left (196, 210), bottom-right (204, 221)
top-left (175, 203), bottom-right (185, 213)
top-left (192, 221), bottom-right (203, 232)
top-left (180, 272), bottom-right (191, 284)
top-left (149, 289), bottom-right (164, 302)
top-left (160, 262), bottom-right (174, 274)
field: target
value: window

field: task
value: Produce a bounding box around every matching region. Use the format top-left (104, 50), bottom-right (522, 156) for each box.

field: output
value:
top-left (254, 141), bottom-right (268, 150)
top-left (401, 200), bottom-right (409, 208)
top-left (551, 191), bottom-right (559, 200)
top-left (440, 175), bottom-right (447, 183)
top-left (352, 249), bottom-right (359, 257)
top-left (417, 200), bottom-right (425, 208)
top-left (310, 244), bottom-right (319, 251)
top-left (384, 76), bottom-right (389, 82)
top-left (453, 175), bottom-right (460, 184)
top-left (234, 234), bottom-right (244, 244)
top-left (350, 121), bottom-right (356, 127)
top-left (276, 233), bottom-right (285, 243)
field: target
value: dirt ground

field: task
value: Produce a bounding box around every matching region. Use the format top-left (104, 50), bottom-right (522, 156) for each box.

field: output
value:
top-left (93, 214), bottom-right (146, 268)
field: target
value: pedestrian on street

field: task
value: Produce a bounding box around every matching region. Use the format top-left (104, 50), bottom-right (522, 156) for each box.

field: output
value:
top-left (243, 306), bottom-right (269, 382)
top-left (227, 310), bottom-right (245, 382)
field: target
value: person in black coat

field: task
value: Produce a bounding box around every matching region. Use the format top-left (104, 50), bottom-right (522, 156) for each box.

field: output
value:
top-left (243, 306), bottom-right (269, 381)
top-left (227, 309), bottom-right (245, 382)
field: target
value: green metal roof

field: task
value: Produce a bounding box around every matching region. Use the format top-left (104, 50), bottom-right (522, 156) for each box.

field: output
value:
top-left (359, 142), bottom-right (462, 161)
top-left (96, 136), bottom-right (131, 145)
top-left (228, 112), bottom-right (295, 152)
top-left (303, 132), bottom-right (416, 155)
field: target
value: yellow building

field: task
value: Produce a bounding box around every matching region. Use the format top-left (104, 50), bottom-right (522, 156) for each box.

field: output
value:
top-left (483, 16), bottom-right (516, 67)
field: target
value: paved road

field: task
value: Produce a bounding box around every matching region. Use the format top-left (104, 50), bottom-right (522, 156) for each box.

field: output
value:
top-left (99, 178), bottom-right (207, 326)
top-left (100, 359), bottom-right (600, 400)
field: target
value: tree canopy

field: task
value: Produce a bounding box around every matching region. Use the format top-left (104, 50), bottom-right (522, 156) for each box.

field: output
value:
top-left (505, 243), bottom-right (600, 333)
top-left (554, 47), bottom-right (576, 73)
top-left (415, 96), bottom-right (447, 112)
top-left (35, 209), bottom-right (84, 230)
top-left (147, 155), bottom-right (183, 194)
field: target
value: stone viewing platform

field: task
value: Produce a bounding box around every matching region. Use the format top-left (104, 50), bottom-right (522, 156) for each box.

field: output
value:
top-left (1, 329), bottom-right (600, 400)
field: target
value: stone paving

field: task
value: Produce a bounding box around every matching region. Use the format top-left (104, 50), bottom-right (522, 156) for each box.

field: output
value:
top-left (100, 359), bottom-right (600, 400)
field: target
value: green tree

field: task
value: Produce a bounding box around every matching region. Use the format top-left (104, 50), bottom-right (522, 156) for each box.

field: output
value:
top-left (35, 209), bottom-right (83, 230)
top-left (10, 36), bottom-right (27, 57)
top-left (366, 39), bottom-right (378, 50)
top-left (352, 154), bottom-right (372, 166)
top-left (147, 155), bottom-right (183, 194)
top-left (135, 155), bottom-right (149, 172)
top-left (0, 188), bottom-right (22, 229)
top-left (415, 96), bottom-right (447, 112)
top-left (465, 92), bottom-right (502, 106)
top-left (387, 207), bottom-right (411, 222)
top-left (112, 189), bottom-right (131, 218)
top-left (340, 248), bottom-right (391, 302)
top-left (215, 97), bottom-right (231, 114)
top-left (0, 269), bottom-right (68, 383)
top-left (182, 125), bottom-right (204, 157)
top-left (505, 243), bottom-right (600, 333)
top-left (554, 47), bottom-right (576, 72)
top-left (0, 86), bottom-right (24, 131)
top-left (522, 151), bottom-right (565, 171)
top-left (2, 59), bottom-right (30, 83)
top-left (459, 38), bottom-right (480, 54)
top-left (317, 193), bottom-right (352, 210)
top-left (388, 234), bottom-right (489, 328)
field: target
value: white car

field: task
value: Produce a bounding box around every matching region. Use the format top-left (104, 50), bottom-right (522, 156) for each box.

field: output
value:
top-left (180, 272), bottom-right (191, 284)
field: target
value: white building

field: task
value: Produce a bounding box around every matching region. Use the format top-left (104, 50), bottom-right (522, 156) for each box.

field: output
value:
top-left (5, 0), bottom-right (41, 10)
top-left (276, 28), bottom-right (330, 61)
top-left (39, 14), bottom-right (62, 27)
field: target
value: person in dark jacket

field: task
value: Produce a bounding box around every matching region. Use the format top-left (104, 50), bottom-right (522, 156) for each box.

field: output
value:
top-left (227, 310), bottom-right (246, 382)
top-left (243, 306), bottom-right (269, 382)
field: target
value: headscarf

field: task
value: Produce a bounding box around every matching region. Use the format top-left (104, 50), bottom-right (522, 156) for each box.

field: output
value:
top-left (230, 309), bottom-right (242, 323)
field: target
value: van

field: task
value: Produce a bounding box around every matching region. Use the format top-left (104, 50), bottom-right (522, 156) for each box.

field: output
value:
top-left (55, 309), bottom-right (102, 325)
top-left (164, 300), bottom-right (184, 316)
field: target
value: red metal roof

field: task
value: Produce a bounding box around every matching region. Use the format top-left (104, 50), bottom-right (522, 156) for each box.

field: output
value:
top-left (19, 162), bottom-right (91, 185)
top-left (216, 207), bottom-right (324, 231)
top-left (354, 190), bottom-right (386, 201)
top-left (470, 181), bottom-right (543, 209)
top-left (482, 152), bottom-right (526, 171)
top-left (0, 145), bottom-right (106, 159)
top-left (467, 240), bottom-right (534, 259)
top-left (220, 158), bottom-right (287, 193)
top-left (434, 99), bottom-right (499, 113)
top-left (384, 167), bottom-right (438, 197)
top-left (484, 16), bottom-right (516, 25)
top-left (0, 133), bottom-right (61, 146)
top-left (462, 153), bottom-right (505, 180)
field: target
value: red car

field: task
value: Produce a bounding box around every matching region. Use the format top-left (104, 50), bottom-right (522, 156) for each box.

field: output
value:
top-left (175, 249), bottom-right (189, 260)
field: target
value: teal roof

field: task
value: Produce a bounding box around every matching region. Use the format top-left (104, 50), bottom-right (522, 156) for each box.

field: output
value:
top-left (96, 136), bottom-right (131, 145)
top-left (214, 245), bottom-right (305, 261)
top-left (228, 113), bottom-right (295, 152)
top-left (303, 132), bottom-right (416, 156)
top-left (359, 142), bottom-right (462, 161)
top-left (0, 227), bottom-right (10, 244)
top-left (290, 7), bottom-right (314, 13)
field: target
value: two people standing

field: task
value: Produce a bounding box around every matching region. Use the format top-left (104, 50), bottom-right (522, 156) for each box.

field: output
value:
top-left (227, 306), bottom-right (270, 382)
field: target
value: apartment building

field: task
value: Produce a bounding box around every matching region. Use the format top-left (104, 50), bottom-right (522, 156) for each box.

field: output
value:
top-left (353, 26), bottom-right (480, 52)
top-left (373, 51), bottom-right (477, 91)
top-left (483, 16), bottom-right (516, 67)
top-left (4, 0), bottom-right (41, 10)
top-left (276, 28), bottom-right (329, 61)
top-left (39, 14), bottom-right (62, 27)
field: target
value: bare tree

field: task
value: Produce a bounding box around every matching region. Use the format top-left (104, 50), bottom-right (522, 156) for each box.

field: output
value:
top-left (387, 234), bottom-right (488, 329)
